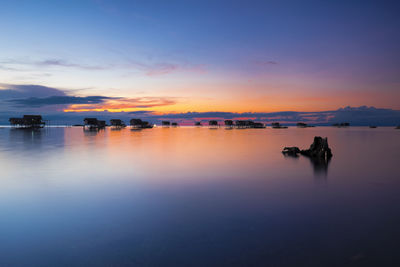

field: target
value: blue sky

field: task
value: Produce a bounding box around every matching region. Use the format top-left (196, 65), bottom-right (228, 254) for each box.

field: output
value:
top-left (0, 0), bottom-right (399, 121)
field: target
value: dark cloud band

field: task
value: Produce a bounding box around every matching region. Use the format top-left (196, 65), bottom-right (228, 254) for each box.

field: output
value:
top-left (8, 96), bottom-right (115, 107)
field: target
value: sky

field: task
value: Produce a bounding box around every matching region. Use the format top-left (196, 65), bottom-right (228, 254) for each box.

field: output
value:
top-left (0, 0), bottom-right (400, 124)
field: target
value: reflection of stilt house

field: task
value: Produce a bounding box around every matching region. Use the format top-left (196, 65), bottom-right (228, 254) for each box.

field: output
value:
top-left (98, 120), bottom-right (106, 128)
top-left (9, 115), bottom-right (45, 129)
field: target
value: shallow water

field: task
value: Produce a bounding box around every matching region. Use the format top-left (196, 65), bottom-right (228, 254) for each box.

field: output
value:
top-left (0, 127), bottom-right (399, 266)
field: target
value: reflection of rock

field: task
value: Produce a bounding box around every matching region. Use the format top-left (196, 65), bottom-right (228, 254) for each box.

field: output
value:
top-left (300, 136), bottom-right (332, 160)
top-left (308, 155), bottom-right (331, 175)
top-left (396, 126), bottom-right (400, 129)
top-left (282, 152), bottom-right (299, 159)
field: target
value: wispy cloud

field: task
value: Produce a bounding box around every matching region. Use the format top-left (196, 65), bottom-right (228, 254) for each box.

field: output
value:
top-left (0, 83), bottom-right (66, 99)
top-left (145, 63), bottom-right (179, 76)
top-left (1, 57), bottom-right (205, 76)
top-left (35, 59), bottom-right (108, 70)
top-left (0, 58), bottom-right (109, 71)
top-left (0, 65), bottom-right (21, 71)
top-left (254, 60), bottom-right (278, 66)
top-left (126, 59), bottom-right (206, 76)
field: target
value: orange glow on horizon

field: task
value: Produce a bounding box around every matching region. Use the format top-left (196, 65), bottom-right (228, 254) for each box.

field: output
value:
top-left (62, 88), bottom-right (400, 114)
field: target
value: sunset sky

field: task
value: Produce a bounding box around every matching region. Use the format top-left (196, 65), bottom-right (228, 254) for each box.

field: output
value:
top-left (1, 0), bottom-right (400, 118)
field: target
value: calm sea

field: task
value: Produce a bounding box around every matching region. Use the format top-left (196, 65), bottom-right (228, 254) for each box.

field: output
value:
top-left (0, 127), bottom-right (399, 266)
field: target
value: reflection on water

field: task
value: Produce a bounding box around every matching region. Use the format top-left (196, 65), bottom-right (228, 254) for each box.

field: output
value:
top-left (82, 127), bottom-right (104, 136)
top-left (308, 156), bottom-right (331, 176)
top-left (283, 152), bottom-right (331, 177)
top-left (9, 128), bottom-right (43, 145)
top-left (0, 127), bottom-right (399, 266)
top-left (110, 127), bottom-right (123, 131)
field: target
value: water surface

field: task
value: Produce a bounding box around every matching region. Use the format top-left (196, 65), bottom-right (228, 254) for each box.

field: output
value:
top-left (0, 127), bottom-right (399, 266)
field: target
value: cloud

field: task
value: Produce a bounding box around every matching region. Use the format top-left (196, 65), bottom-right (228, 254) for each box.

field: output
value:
top-left (8, 95), bottom-right (115, 107)
top-left (0, 65), bottom-right (20, 71)
top-left (35, 59), bottom-right (108, 70)
top-left (0, 83), bottom-right (177, 113)
top-left (145, 63), bottom-right (179, 76)
top-left (0, 83), bottom-right (66, 99)
top-left (254, 60), bottom-right (278, 66)
top-left (146, 63), bottom-right (206, 76)
top-left (0, 58), bottom-right (109, 71)
top-left (1, 57), bottom-right (206, 77)
top-left (128, 110), bottom-right (155, 115)
top-left (63, 97), bottom-right (177, 112)
top-left (332, 106), bottom-right (400, 125)
top-left (126, 59), bottom-right (206, 76)
top-left (1, 84), bottom-right (399, 125)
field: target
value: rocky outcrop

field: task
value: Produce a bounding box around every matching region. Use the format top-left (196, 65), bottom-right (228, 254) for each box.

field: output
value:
top-left (300, 136), bottom-right (332, 160)
top-left (282, 136), bottom-right (333, 160)
top-left (282, 147), bottom-right (300, 155)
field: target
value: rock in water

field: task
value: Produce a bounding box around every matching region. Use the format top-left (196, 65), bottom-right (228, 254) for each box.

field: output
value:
top-left (282, 147), bottom-right (300, 155)
top-left (300, 136), bottom-right (333, 159)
